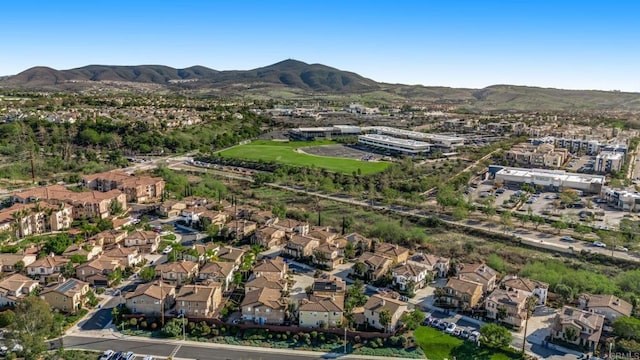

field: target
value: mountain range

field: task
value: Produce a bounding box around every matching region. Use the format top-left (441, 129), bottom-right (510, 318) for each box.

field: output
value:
top-left (2, 59), bottom-right (640, 112)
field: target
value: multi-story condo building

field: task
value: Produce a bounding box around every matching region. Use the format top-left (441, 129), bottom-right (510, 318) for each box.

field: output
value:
top-left (81, 171), bottom-right (165, 203)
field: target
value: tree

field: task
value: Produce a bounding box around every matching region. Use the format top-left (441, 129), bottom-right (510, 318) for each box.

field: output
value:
top-left (400, 309), bottom-right (424, 331)
top-left (344, 242), bottom-right (355, 260)
top-left (61, 261), bottom-right (75, 278)
top-left (139, 266), bottom-right (156, 282)
top-left (378, 310), bottom-right (392, 332)
top-left (559, 189), bottom-right (580, 205)
top-left (521, 295), bottom-right (539, 353)
top-left (0, 310), bottom-right (15, 327)
top-left (272, 204), bottom-right (287, 219)
top-left (436, 184), bottom-right (461, 212)
top-left (109, 199), bottom-right (124, 215)
top-left (161, 318), bottom-right (186, 338)
top-left (479, 323), bottom-right (512, 349)
top-left (613, 316), bottom-right (640, 341)
top-left (13, 296), bottom-right (53, 360)
top-left (554, 283), bottom-right (573, 305)
top-left (531, 215), bottom-right (545, 230)
top-left (353, 262), bottom-right (367, 277)
top-left (551, 220), bottom-right (568, 235)
top-left (452, 204), bottom-right (469, 221)
top-left (496, 305), bottom-right (507, 324)
top-left (14, 260), bottom-right (25, 272)
top-left (480, 198), bottom-right (496, 220)
top-left (563, 326), bottom-right (578, 342)
top-left (500, 212), bottom-right (513, 233)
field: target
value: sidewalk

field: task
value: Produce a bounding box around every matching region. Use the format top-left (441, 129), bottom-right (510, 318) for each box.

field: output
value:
top-left (67, 328), bottom-right (417, 360)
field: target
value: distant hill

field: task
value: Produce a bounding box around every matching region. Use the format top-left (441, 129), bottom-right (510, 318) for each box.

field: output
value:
top-left (2, 59), bottom-right (640, 112)
top-left (1, 59), bottom-right (379, 93)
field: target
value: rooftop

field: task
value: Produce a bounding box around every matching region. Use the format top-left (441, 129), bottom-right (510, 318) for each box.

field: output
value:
top-left (495, 166), bottom-right (605, 184)
top-left (359, 134), bottom-right (431, 148)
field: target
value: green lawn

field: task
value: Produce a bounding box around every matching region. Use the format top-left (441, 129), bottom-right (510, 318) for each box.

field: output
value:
top-left (414, 326), bottom-right (522, 360)
top-left (218, 140), bottom-right (390, 175)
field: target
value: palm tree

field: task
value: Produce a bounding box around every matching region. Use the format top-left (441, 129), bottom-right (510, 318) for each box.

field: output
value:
top-left (11, 209), bottom-right (28, 239)
top-left (521, 296), bottom-right (539, 353)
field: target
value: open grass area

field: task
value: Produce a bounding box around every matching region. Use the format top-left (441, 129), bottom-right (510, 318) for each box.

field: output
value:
top-left (218, 140), bottom-right (390, 175)
top-left (414, 326), bottom-right (522, 360)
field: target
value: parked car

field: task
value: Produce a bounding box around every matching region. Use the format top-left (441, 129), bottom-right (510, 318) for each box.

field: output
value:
top-left (445, 323), bottom-right (457, 334)
top-left (560, 236), bottom-right (574, 242)
top-left (593, 241), bottom-right (607, 248)
top-left (616, 246), bottom-right (629, 252)
top-left (162, 246), bottom-right (173, 254)
top-left (112, 352), bottom-right (123, 360)
top-left (431, 319), bottom-right (441, 327)
top-left (460, 329), bottom-right (470, 339)
top-left (99, 350), bottom-right (114, 360)
top-left (123, 352), bottom-right (135, 360)
top-left (438, 321), bottom-right (448, 331)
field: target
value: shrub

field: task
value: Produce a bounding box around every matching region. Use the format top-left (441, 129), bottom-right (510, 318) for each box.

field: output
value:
top-left (0, 310), bottom-right (15, 328)
top-left (129, 318), bottom-right (137, 327)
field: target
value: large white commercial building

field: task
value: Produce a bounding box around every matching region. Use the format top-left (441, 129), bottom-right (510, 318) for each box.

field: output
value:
top-left (288, 125), bottom-right (362, 140)
top-left (364, 126), bottom-right (464, 151)
top-left (358, 134), bottom-right (431, 155)
top-left (493, 166), bottom-right (605, 194)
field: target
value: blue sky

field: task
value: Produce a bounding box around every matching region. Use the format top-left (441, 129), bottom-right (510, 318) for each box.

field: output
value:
top-left (3, 1), bottom-right (640, 91)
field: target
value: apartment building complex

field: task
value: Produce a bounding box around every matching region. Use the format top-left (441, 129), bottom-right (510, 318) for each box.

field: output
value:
top-left (82, 171), bottom-right (165, 203)
top-left (505, 143), bottom-right (569, 169)
top-left (12, 185), bottom-right (127, 220)
top-left (0, 202), bottom-right (73, 238)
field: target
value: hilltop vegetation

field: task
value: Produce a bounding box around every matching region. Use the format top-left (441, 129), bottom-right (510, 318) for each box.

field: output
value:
top-left (2, 59), bottom-right (640, 112)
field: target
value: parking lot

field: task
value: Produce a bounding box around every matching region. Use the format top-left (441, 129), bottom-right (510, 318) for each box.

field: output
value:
top-left (470, 180), bottom-right (629, 229)
top-left (300, 144), bottom-right (381, 161)
top-left (566, 155), bottom-right (594, 173)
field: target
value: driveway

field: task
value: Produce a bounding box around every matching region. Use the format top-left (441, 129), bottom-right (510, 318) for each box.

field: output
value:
top-left (79, 296), bottom-right (121, 331)
top-left (289, 274), bottom-right (314, 302)
top-left (329, 262), bottom-right (354, 284)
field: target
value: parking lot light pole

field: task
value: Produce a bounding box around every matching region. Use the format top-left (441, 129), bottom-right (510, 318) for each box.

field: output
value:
top-left (343, 327), bottom-right (347, 354)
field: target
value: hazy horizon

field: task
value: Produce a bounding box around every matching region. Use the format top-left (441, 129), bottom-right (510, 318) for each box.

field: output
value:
top-left (3, 0), bottom-right (639, 92)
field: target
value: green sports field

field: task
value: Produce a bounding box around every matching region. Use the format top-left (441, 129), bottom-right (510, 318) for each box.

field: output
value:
top-left (218, 140), bottom-right (389, 175)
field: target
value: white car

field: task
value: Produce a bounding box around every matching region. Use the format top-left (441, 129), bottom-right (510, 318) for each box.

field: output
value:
top-left (100, 350), bottom-right (114, 360)
top-left (445, 323), bottom-right (457, 334)
top-left (593, 241), bottom-right (607, 248)
top-left (616, 246), bottom-right (629, 252)
top-left (162, 246), bottom-right (173, 254)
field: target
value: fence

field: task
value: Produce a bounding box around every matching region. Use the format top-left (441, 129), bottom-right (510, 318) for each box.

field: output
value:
top-left (121, 314), bottom-right (394, 340)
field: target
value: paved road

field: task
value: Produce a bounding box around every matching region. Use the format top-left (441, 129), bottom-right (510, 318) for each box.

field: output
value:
top-left (63, 335), bottom-right (339, 360)
top-left (170, 162), bottom-right (640, 264)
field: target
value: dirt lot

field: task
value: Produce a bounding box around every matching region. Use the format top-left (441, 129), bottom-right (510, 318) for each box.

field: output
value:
top-left (300, 144), bottom-right (381, 161)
